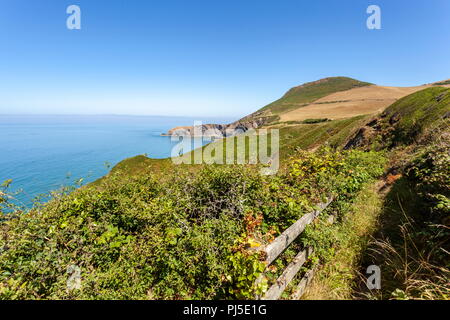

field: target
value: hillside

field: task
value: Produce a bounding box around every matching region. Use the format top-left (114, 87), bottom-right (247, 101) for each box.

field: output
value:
top-left (163, 77), bottom-right (374, 136)
top-left (345, 86), bottom-right (450, 149)
top-left (163, 76), bottom-right (447, 137)
top-left (253, 77), bottom-right (449, 123)
top-left (257, 76), bottom-right (372, 115)
top-left (112, 78), bottom-right (450, 176)
top-left (279, 85), bottom-right (429, 122)
top-left (1, 80), bottom-right (449, 300)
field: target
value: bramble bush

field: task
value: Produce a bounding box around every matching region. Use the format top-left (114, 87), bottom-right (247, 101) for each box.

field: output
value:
top-left (0, 148), bottom-right (386, 299)
top-left (405, 143), bottom-right (450, 217)
top-left (403, 139), bottom-right (450, 268)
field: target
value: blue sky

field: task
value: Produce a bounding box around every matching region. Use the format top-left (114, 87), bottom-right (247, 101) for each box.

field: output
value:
top-left (0, 0), bottom-right (449, 118)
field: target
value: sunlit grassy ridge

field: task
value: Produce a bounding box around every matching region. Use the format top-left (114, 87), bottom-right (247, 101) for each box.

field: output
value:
top-left (278, 115), bottom-right (370, 155)
top-left (108, 114), bottom-right (370, 177)
top-left (381, 86), bottom-right (450, 145)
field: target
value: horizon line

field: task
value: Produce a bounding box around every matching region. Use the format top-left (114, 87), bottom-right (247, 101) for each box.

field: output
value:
top-left (0, 113), bottom-right (242, 119)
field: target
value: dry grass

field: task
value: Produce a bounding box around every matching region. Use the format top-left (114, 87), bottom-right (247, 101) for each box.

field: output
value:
top-left (280, 85), bottom-right (429, 122)
top-left (368, 237), bottom-right (450, 300)
top-left (305, 181), bottom-right (450, 300)
top-left (365, 202), bottom-right (450, 300)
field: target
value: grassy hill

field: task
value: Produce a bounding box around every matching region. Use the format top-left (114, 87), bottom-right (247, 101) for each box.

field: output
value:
top-left (257, 77), bottom-right (372, 115)
top-left (381, 86), bottom-right (450, 145)
top-left (98, 84), bottom-right (450, 178)
top-left (1, 81), bottom-right (449, 300)
top-left (104, 114), bottom-right (371, 179)
top-left (304, 87), bottom-right (450, 299)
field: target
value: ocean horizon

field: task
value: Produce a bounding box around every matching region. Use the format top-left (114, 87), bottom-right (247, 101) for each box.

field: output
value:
top-left (0, 114), bottom-right (236, 207)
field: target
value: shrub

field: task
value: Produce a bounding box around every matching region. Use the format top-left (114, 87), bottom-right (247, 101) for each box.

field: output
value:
top-left (0, 148), bottom-right (386, 299)
top-left (302, 118), bottom-right (331, 124)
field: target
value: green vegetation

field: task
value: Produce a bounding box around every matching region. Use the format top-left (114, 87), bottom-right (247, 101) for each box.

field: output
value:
top-left (282, 118), bottom-right (332, 125)
top-left (0, 148), bottom-right (385, 299)
top-left (258, 77), bottom-right (372, 115)
top-left (378, 87), bottom-right (450, 146)
top-left (301, 87), bottom-right (450, 300)
top-left (301, 118), bottom-right (331, 124)
top-left (364, 129), bottom-right (449, 300)
top-left (302, 183), bottom-right (383, 300)
top-left (434, 80), bottom-right (450, 86)
top-left (1, 82), bottom-right (449, 300)
top-left (279, 115), bottom-right (370, 157)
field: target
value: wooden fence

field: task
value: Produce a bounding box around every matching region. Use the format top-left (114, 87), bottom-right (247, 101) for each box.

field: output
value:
top-left (254, 197), bottom-right (334, 300)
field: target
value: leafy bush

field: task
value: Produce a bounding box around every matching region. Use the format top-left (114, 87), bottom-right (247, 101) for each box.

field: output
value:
top-left (402, 139), bottom-right (450, 271)
top-left (302, 118), bottom-right (331, 124)
top-left (0, 148), bottom-right (386, 299)
top-left (434, 80), bottom-right (450, 86)
top-left (379, 87), bottom-right (450, 146)
top-left (405, 143), bottom-right (450, 217)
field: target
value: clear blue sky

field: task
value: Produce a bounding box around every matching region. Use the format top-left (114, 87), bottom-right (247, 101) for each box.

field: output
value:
top-left (0, 0), bottom-right (449, 118)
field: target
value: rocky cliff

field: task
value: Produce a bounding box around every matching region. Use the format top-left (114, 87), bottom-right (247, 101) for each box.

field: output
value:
top-left (163, 113), bottom-right (274, 137)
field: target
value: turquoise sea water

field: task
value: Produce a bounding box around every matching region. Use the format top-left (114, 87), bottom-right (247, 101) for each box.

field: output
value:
top-left (0, 115), bottom-right (235, 207)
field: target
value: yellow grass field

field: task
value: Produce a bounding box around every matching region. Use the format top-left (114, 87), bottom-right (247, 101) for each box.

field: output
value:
top-left (279, 85), bottom-right (430, 122)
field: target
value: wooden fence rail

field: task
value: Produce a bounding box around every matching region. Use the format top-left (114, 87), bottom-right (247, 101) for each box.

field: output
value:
top-left (255, 196), bottom-right (334, 300)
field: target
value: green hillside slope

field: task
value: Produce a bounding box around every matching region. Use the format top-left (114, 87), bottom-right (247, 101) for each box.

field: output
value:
top-left (306, 87), bottom-right (450, 299)
top-left (1, 81), bottom-right (448, 301)
top-left (257, 77), bottom-right (372, 115)
top-left (382, 86), bottom-right (450, 145)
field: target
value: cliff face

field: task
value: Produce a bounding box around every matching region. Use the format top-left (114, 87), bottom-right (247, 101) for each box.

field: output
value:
top-left (164, 115), bottom-right (270, 137)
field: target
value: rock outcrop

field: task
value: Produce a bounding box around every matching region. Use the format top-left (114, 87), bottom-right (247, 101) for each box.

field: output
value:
top-left (163, 114), bottom-right (271, 137)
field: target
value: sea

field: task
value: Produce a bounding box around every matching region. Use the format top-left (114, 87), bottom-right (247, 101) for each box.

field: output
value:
top-left (0, 114), bottom-right (235, 208)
